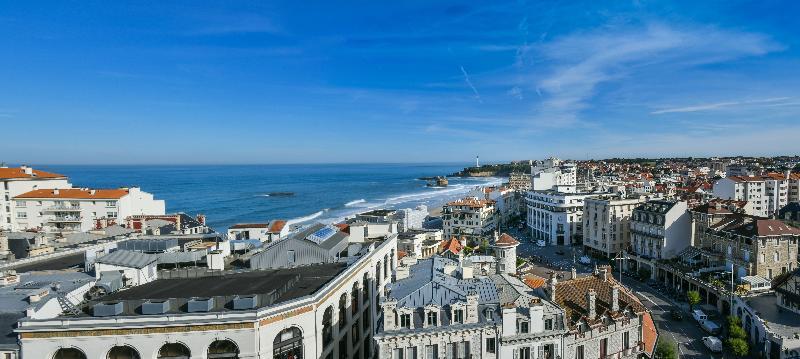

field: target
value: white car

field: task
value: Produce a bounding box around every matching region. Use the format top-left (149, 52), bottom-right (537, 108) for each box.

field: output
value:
top-left (536, 240), bottom-right (546, 247)
top-left (702, 336), bottom-right (722, 353)
top-left (579, 255), bottom-right (592, 264)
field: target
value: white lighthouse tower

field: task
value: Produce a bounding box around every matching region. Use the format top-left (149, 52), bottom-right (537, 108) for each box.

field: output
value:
top-left (476, 155), bottom-right (480, 167)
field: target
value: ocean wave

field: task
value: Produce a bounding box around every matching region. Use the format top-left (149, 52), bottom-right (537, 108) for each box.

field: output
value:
top-left (286, 209), bottom-right (328, 226)
top-left (344, 199), bottom-right (367, 207)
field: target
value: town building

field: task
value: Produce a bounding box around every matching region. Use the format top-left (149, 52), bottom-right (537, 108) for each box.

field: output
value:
top-left (227, 220), bottom-right (288, 243)
top-left (0, 166), bottom-right (71, 231)
top-left (582, 196), bottom-right (644, 258)
top-left (442, 197), bottom-right (496, 245)
top-left (713, 176), bottom-right (767, 217)
top-left (526, 190), bottom-right (596, 246)
top-left (699, 215), bottom-right (799, 279)
top-left (15, 226), bottom-right (398, 359)
top-left (530, 158), bottom-right (578, 192)
top-left (248, 223), bottom-right (350, 270)
top-left (396, 229), bottom-right (442, 259)
top-left (126, 213), bottom-right (211, 235)
top-left (11, 187), bottom-right (165, 233)
top-left (553, 266), bottom-right (658, 359)
top-left (508, 172), bottom-right (532, 190)
top-left (630, 200), bottom-right (691, 260)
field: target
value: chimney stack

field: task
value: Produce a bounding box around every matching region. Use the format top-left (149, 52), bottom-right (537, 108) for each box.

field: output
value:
top-left (53, 189), bottom-right (59, 195)
top-left (90, 189), bottom-right (96, 195)
top-left (587, 289), bottom-right (597, 320)
top-left (571, 267), bottom-right (577, 280)
top-left (548, 272), bottom-right (558, 301)
top-left (612, 284), bottom-right (620, 312)
top-left (23, 166), bottom-right (33, 175)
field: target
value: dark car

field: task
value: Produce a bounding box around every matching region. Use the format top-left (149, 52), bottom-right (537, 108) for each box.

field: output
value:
top-left (670, 309), bottom-right (683, 320)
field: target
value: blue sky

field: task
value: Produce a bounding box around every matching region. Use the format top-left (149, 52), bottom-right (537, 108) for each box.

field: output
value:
top-left (1, 1), bottom-right (799, 164)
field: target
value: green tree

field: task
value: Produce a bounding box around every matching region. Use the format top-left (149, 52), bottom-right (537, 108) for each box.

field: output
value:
top-left (726, 315), bottom-right (742, 331)
top-left (638, 268), bottom-right (651, 281)
top-left (686, 290), bottom-right (701, 310)
top-left (727, 338), bottom-right (749, 357)
top-left (654, 338), bottom-right (678, 359)
top-left (729, 325), bottom-right (747, 340)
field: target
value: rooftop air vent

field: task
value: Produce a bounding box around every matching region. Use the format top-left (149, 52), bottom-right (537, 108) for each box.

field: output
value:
top-left (232, 295), bottom-right (258, 310)
top-left (93, 301), bottom-right (124, 317)
top-left (188, 297), bottom-right (215, 313)
top-left (141, 299), bottom-right (170, 315)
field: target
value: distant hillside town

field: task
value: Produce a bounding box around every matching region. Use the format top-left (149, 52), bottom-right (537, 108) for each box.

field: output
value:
top-left (0, 155), bottom-right (799, 359)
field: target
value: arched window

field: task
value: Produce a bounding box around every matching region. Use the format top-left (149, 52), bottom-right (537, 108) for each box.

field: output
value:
top-left (108, 346), bottom-right (140, 359)
top-left (208, 340), bottom-right (239, 359)
top-left (351, 282), bottom-right (359, 314)
top-left (376, 261), bottom-right (382, 286)
top-left (53, 348), bottom-right (86, 359)
top-left (322, 306), bottom-right (334, 348)
top-left (338, 293), bottom-right (348, 329)
top-left (273, 327), bottom-right (303, 359)
top-left (774, 252), bottom-right (780, 262)
top-left (157, 343), bottom-right (191, 359)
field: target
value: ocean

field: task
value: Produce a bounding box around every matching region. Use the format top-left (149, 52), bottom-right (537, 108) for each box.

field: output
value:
top-left (36, 164), bottom-right (503, 231)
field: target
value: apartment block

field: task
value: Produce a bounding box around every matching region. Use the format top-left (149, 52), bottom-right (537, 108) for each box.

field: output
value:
top-left (0, 165), bottom-right (72, 231)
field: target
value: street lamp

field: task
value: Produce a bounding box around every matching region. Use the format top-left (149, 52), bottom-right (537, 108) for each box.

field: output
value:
top-left (613, 251), bottom-right (630, 285)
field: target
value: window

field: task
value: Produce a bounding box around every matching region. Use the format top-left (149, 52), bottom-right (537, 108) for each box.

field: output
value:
top-left (53, 348), bottom-right (87, 359)
top-left (16, 212), bottom-right (26, 219)
top-left (453, 309), bottom-right (464, 324)
top-left (425, 345), bottom-right (438, 359)
top-left (15, 200), bottom-right (25, 207)
top-left (485, 338), bottom-right (496, 354)
top-left (158, 343), bottom-right (191, 359)
top-left (394, 348), bottom-right (405, 359)
top-left (400, 313), bottom-right (411, 328)
top-left (426, 310), bottom-right (438, 326)
top-left (287, 250), bottom-right (296, 264)
top-left (322, 306), bottom-right (334, 348)
top-left (207, 340), bottom-right (239, 359)
top-left (623, 331), bottom-right (630, 349)
top-left (575, 345), bottom-right (584, 359)
top-left (406, 347), bottom-right (418, 359)
top-left (518, 347), bottom-right (531, 359)
top-left (545, 318), bottom-right (553, 330)
top-left (599, 338), bottom-right (608, 359)
top-left (517, 320), bottom-right (529, 333)
top-left (106, 201), bottom-right (117, 208)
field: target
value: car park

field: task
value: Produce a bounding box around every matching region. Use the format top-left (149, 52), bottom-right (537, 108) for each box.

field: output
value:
top-left (702, 336), bottom-right (722, 352)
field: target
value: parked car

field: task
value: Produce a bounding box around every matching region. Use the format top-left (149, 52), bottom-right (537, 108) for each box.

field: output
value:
top-left (670, 310), bottom-right (683, 321)
top-left (536, 240), bottom-right (546, 247)
top-left (579, 255), bottom-right (592, 265)
top-left (703, 336), bottom-right (723, 352)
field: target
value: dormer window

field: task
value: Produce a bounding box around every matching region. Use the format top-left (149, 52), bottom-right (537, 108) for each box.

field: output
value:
top-left (400, 313), bottom-right (412, 328)
top-left (517, 319), bottom-right (530, 333)
top-left (453, 309), bottom-right (464, 324)
top-left (426, 311), bottom-right (438, 326)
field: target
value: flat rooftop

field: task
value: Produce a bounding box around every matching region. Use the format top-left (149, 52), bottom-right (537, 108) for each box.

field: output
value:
top-left (746, 293), bottom-right (800, 339)
top-left (79, 262), bottom-right (348, 317)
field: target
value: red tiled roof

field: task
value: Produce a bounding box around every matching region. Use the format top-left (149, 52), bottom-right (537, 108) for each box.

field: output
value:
top-left (523, 275), bottom-right (546, 289)
top-left (439, 237), bottom-right (463, 255)
top-left (445, 197), bottom-right (495, 208)
top-left (268, 220), bottom-right (287, 233)
top-left (642, 312), bottom-right (659, 357)
top-left (14, 188), bottom-right (129, 199)
top-left (494, 233), bottom-right (519, 247)
top-left (0, 167), bottom-right (66, 180)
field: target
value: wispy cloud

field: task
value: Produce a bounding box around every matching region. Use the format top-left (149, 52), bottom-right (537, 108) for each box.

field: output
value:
top-left (460, 66), bottom-right (482, 103)
top-left (526, 23), bottom-right (782, 128)
top-left (651, 97), bottom-right (793, 114)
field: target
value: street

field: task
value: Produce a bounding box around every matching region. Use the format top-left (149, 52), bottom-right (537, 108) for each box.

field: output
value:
top-left (507, 229), bottom-right (727, 359)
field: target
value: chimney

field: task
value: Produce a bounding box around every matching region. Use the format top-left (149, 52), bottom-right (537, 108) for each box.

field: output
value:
top-left (23, 166), bottom-right (33, 175)
top-left (548, 272), bottom-right (558, 302)
top-left (571, 267), bottom-right (577, 280)
top-left (53, 189), bottom-right (59, 195)
top-left (530, 298), bottom-right (544, 333)
top-left (196, 214), bottom-right (206, 225)
top-left (466, 292), bottom-right (479, 324)
top-left (381, 298), bottom-right (398, 330)
top-left (612, 284), bottom-right (620, 312)
top-left (501, 304), bottom-right (517, 337)
top-left (90, 189), bottom-right (96, 195)
top-left (587, 289), bottom-right (597, 320)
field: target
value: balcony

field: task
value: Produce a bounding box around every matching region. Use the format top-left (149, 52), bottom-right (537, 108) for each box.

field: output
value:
top-left (47, 215), bottom-right (82, 223)
top-left (44, 205), bottom-right (81, 211)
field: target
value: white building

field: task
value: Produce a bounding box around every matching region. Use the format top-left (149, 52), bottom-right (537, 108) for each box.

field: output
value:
top-left (0, 166), bottom-right (72, 231)
top-left (526, 190), bottom-right (596, 246)
top-left (396, 205), bottom-right (428, 232)
top-left (442, 197), bottom-right (496, 244)
top-left (530, 158), bottom-right (577, 192)
top-left (583, 196), bottom-right (644, 258)
top-left (94, 250), bottom-right (158, 287)
top-left (11, 187), bottom-right (165, 233)
top-left (16, 228), bottom-right (399, 359)
top-left (713, 176), bottom-right (770, 217)
top-left (227, 220), bottom-right (288, 243)
top-left (630, 200), bottom-right (691, 275)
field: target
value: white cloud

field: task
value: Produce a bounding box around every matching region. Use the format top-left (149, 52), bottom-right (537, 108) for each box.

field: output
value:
top-left (460, 66), bottom-right (482, 103)
top-left (651, 97), bottom-right (793, 114)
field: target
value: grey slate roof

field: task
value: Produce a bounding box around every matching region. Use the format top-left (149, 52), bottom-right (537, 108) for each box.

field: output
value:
top-left (96, 250), bottom-right (157, 269)
top-left (388, 256), bottom-right (500, 308)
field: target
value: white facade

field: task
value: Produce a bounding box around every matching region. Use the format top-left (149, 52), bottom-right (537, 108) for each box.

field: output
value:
top-left (583, 196), bottom-right (644, 258)
top-left (11, 187), bottom-right (165, 233)
top-left (0, 166), bottom-right (71, 231)
top-left (526, 191), bottom-right (595, 246)
top-left (530, 158), bottom-right (577, 192)
top-left (442, 197), bottom-right (496, 244)
top-left (713, 177), bottom-right (768, 217)
top-left (630, 200), bottom-right (691, 260)
top-left (17, 234), bottom-right (399, 359)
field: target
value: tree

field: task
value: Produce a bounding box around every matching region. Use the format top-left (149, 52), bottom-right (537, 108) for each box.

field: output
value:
top-left (686, 290), bottom-right (701, 310)
top-left (654, 338), bottom-right (678, 359)
top-left (729, 325), bottom-right (747, 340)
top-left (638, 268), bottom-right (651, 281)
top-left (726, 315), bottom-right (742, 331)
top-left (727, 338), bottom-right (749, 357)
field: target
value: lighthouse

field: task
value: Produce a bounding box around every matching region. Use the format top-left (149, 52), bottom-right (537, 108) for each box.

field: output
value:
top-left (476, 155), bottom-right (480, 167)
